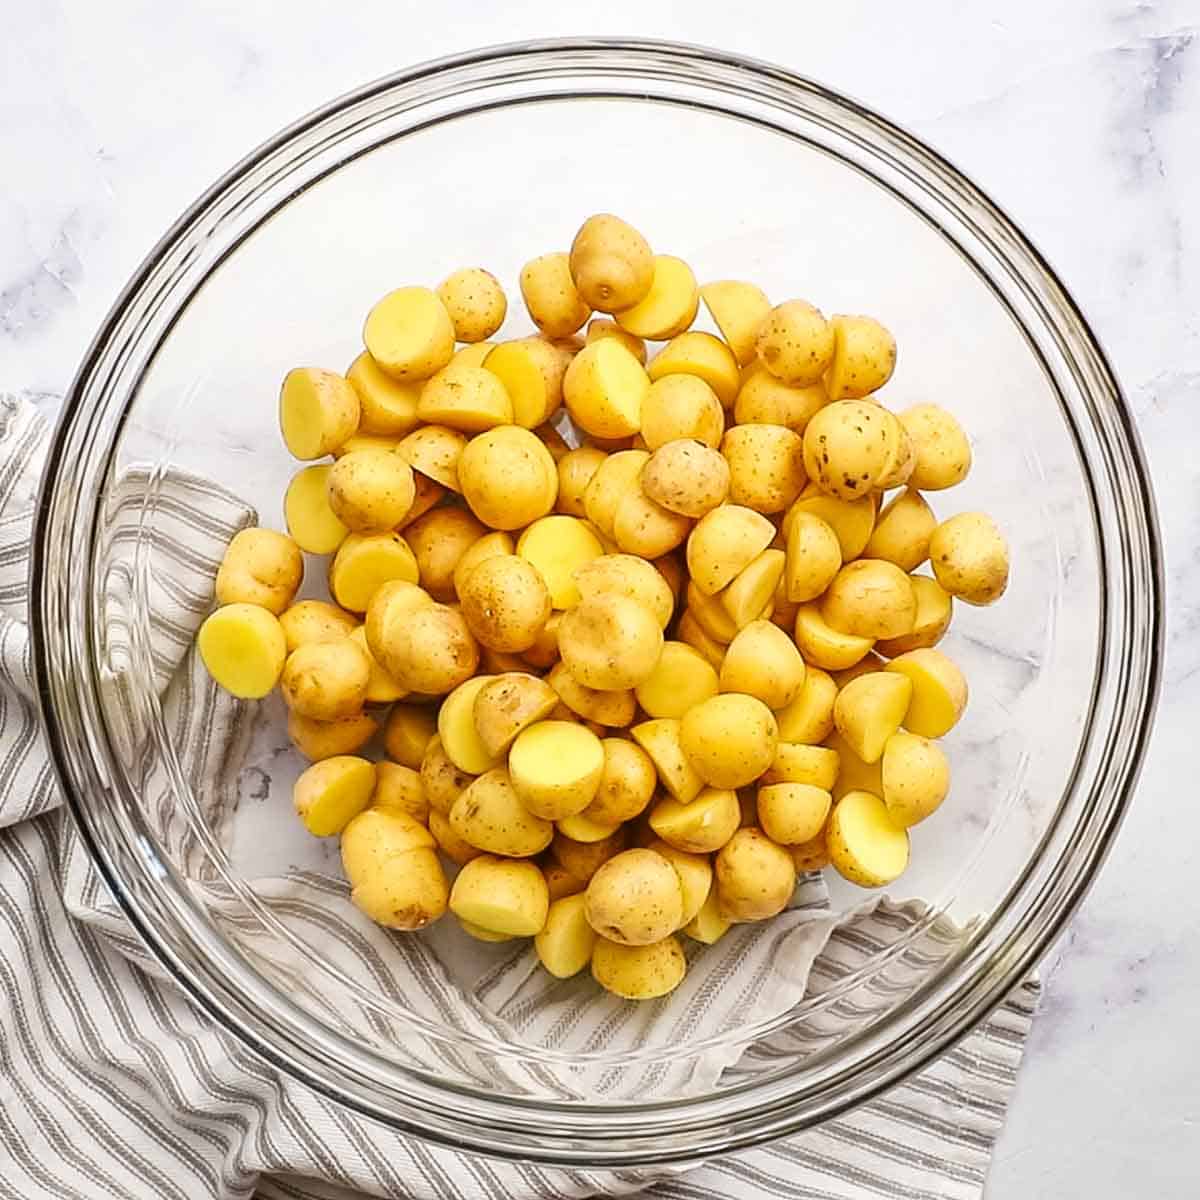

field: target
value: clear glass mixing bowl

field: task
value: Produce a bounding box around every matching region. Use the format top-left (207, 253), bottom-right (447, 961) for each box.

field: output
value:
top-left (31, 40), bottom-right (1162, 1164)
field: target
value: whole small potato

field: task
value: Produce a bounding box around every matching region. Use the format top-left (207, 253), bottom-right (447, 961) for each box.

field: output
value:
top-left (396, 424), bottom-right (468, 492)
top-left (641, 440), bottom-right (730, 518)
top-left (558, 593), bottom-right (664, 690)
top-left (592, 935), bottom-right (686, 999)
top-left (416, 365), bottom-right (513, 434)
top-left (647, 331), bottom-right (740, 408)
top-left (899, 403), bottom-right (972, 491)
top-left (363, 286), bottom-right (455, 382)
top-left (285, 465), bottom-right (350, 555)
top-left (280, 638), bottom-right (370, 720)
top-left (458, 554), bottom-right (552, 653)
top-left (450, 767), bottom-right (554, 857)
top-left (784, 511), bottom-right (842, 603)
top-left (640, 374), bottom-right (725, 451)
top-left (679, 693), bottom-right (779, 789)
top-left (509, 720), bottom-right (606, 820)
top-left (215, 527), bottom-right (303, 615)
top-left (520, 252), bottom-right (591, 337)
top-left (406, 504), bottom-right (489, 600)
top-left (383, 702), bottom-right (437, 768)
top-left (825, 314), bottom-right (897, 400)
top-left (881, 731), bottom-right (950, 828)
top-left (832, 671), bottom-right (914, 764)
top-left (802, 401), bottom-right (900, 501)
top-left (420, 733), bottom-right (475, 815)
top-left (452, 530), bottom-right (514, 600)
top-left (756, 300), bottom-right (835, 386)
top-left (287, 709), bottom-right (378, 761)
top-left (648, 787), bottom-right (740, 854)
top-left (686, 504), bottom-right (776, 596)
top-left (584, 848), bottom-right (684, 945)
top-left (556, 446), bottom-right (608, 518)
top-left (459, 426), bottom-right (558, 530)
top-left (346, 352), bottom-right (421, 437)
top-left (929, 512), bottom-right (1010, 605)
top-left (715, 827), bottom-right (796, 921)
top-left (774, 667), bottom-right (838, 745)
top-left (757, 782), bottom-right (832, 846)
top-left (569, 213), bottom-right (654, 312)
top-left (719, 619), bottom-right (806, 710)
top-left (548, 662), bottom-right (637, 728)
top-left (586, 317), bottom-right (647, 363)
top-left (436, 267), bottom-right (507, 343)
top-left (564, 339), bottom-right (651, 440)
top-left (821, 560), bottom-right (917, 640)
top-left (793, 603), bottom-right (875, 672)
top-left (635, 640), bottom-right (720, 720)
top-left (700, 279), bottom-right (771, 366)
top-left (722, 423), bottom-right (807, 515)
top-left (864, 488), bottom-right (936, 572)
top-left (327, 449), bottom-right (416, 533)
top-left (536, 893), bottom-right (597, 978)
top-left (341, 806), bottom-right (448, 930)
top-left (734, 362), bottom-right (826, 433)
top-left (278, 600), bottom-right (357, 652)
top-left (376, 602), bottom-right (479, 695)
top-left (613, 254), bottom-right (699, 340)
top-left (582, 738), bottom-right (658, 825)
top-left (293, 755), bottom-right (376, 837)
top-left (279, 367), bottom-right (360, 460)
top-left (574, 553), bottom-right (675, 630)
top-left (876, 575), bottom-right (953, 657)
top-left (582, 449), bottom-right (649, 539)
top-left (450, 855), bottom-right (550, 937)
top-left (612, 484), bottom-right (692, 558)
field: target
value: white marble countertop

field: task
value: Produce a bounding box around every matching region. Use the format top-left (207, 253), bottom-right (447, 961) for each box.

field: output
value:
top-left (4, 2), bottom-right (1198, 1195)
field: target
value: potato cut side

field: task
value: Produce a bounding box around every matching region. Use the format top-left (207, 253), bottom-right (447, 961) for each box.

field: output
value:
top-left (700, 280), bottom-right (771, 366)
top-left (438, 675), bottom-right (504, 775)
top-left (459, 918), bottom-right (516, 942)
top-left (686, 505), bottom-right (777, 596)
top-left (396, 425), bottom-right (468, 492)
top-left (535, 893), bottom-right (598, 978)
top-left (825, 730), bottom-right (882, 801)
top-left (635, 640), bottom-right (720, 720)
top-left (416, 365), bottom-right (513, 433)
top-left (833, 672), bottom-right (914, 764)
top-left (198, 604), bottom-right (287, 699)
top-left (517, 515), bottom-right (605, 609)
top-left (347, 626), bottom-right (407, 704)
top-left (681, 879), bottom-right (733, 945)
top-left (285, 465), bottom-right (349, 555)
top-left (884, 648), bottom-right (968, 738)
top-left (279, 367), bottom-right (360, 461)
top-left (383, 702), bottom-right (437, 768)
top-left (509, 720), bottom-right (606, 820)
top-left (648, 788), bottom-right (739, 854)
top-left (792, 603), bottom-right (875, 672)
top-left (293, 756), bottom-right (377, 837)
top-left (362, 286), bottom-right (455, 381)
top-left (757, 782), bottom-right (832, 845)
top-left (484, 338), bottom-right (566, 429)
top-left (614, 255), bottom-right (699, 340)
top-left (631, 718), bottom-right (704, 804)
top-left (647, 331), bottom-right (740, 407)
top-left (330, 533), bottom-right (420, 613)
top-left (564, 339), bottom-right (650, 439)
top-left (720, 549), bottom-right (786, 630)
top-left (828, 790), bottom-right (909, 888)
top-left (774, 667), bottom-right (837, 745)
top-left (346, 350), bottom-right (422, 436)
top-left (785, 485), bottom-right (876, 561)
top-left (719, 620), bottom-right (806, 711)
top-left (763, 742), bottom-right (840, 790)
top-left (450, 855), bottom-right (549, 937)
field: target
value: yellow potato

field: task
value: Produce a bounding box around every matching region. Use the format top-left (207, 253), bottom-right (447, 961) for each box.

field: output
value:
top-left (630, 718), bottom-right (704, 803)
top-left (586, 317), bottom-right (647, 365)
top-left (785, 483), bottom-right (876, 560)
top-left (802, 400), bottom-right (899, 500)
top-left (641, 440), bottom-right (730, 518)
top-left (279, 367), bottom-right (360, 460)
top-left (543, 861), bottom-right (585, 902)
top-left (614, 255), bottom-right (699, 340)
top-left (517, 515), bottom-right (604, 609)
top-left (284, 466), bottom-right (350, 555)
top-left (577, 450), bottom-right (645, 542)
top-left (875, 575), bottom-right (953, 657)
top-left (592, 935), bottom-right (686, 999)
top-left (864, 488), bottom-right (936, 571)
top-left (756, 782), bottom-right (831, 845)
top-left (563, 339), bottom-right (650, 440)
top-left (821, 560), bottom-right (917, 640)
top-left (450, 767), bottom-right (554, 857)
top-left (790, 825), bottom-right (831, 872)
top-left (436, 675), bottom-right (502, 775)
top-left (426, 807), bottom-right (480, 866)
top-left (373, 760), bottom-right (429, 824)
top-left (458, 426), bottom-right (557, 530)
top-left (556, 812), bottom-right (622, 843)
top-left (833, 672), bottom-right (913, 764)
top-left (420, 734), bottom-right (475, 815)
top-left (684, 582), bottom-right (738, 646)
top-left (548, 662), bottom-right (637, 728)
top-left (519, 251), bottom-right (591, 337)
top-left (715, 827), bottom-right (795, 921)
top-left (404, 507), bottom-right (488, 602)
top-left (278, 600), bottom-right (357, 653)
top-left (362, 286), bottom-right (455, 381)
top-left (450, 855), bottom-right (549, 936)
top-left (326, 449), bottom-right (416, 534)
top-left (555, 447), bottom-right (608, 518)
top-left (755, 300), bottom-right (835, 386)
top-left (824, 730), bottom-right (881, 801)
top-left (287, 710), bottom-right (378, 761)
top-left (396, 473), bottom-right (446, 532)
top-left (573, 553), bottom-right (674, 630)
top-left (291, 755), bottom-right (376, 836)
top-left (719, 620), bottom-right (806, 710)
top-left (929, 512), bottom-right (1009, 606)
top-left (734, 362), bottom-right (827, 432)
top-left (552, 827), bottom-right (628, 887)
top-left (676, 610), bottom-right (727, 670)
top-left (457, 554), bottom-right (552, 653)
top-left (534, 893), bottom-right (596, 977)
top-left (639, 374), bottom-right (725, 451)
top-left (763, 742), bottom-right (840, 789)
top-left (827, 790), bottom-right (909, 887)
top-left (793, 603), bottom-right (875, 671)
top-left (875, 412), bottom-right (915, 490)
top-left (700, 279), bottom-right (771, 366)
top-left (436, 267), bottom-right (507, 343)
top-left (784, 511), bottom-right (841, 604)
top-left (458, 917), bottom-right (514, 941)
top-left (346, 352), bottom-right (421, 436)
top-left (280, 638), bottom-right (370, 720)
top-left (509, 720), bottom-right (605, 820)
top-left (363, 580), bottom-right (434, 670)
top-left (341, 806), bottom-right (447, 930)
top-left (682, 879), bottom-right (732, 944)
top-left (647, 331), bottom-right (740, 408)
top-left (686, 505), bottom-right (776, 596)
top-left (558, 593), bottom-right (663, 690)
top-left (332, 433), bottom-right (403, 457)
top-left (483, 337), bottom-right (569, 429)
top-left (644, 840), bottom-right (711, 928)
top-left (451, 342), bottom-right (497, 370)
top-left (378, 602), bottom-right (479, 696)
top-left (396, 424), bottom-right (468, 492)
top-left (721, 424), bottom-right (807, 515)
top-left (899, 404), bottom-right (972, 491)
top-left (569, 214), bottom-right (654, 312)
top-left (881, 731), bottom-right (950, 828)
top-left (825, 315), bottom-right (897, 400)
top-left (215, 528), bottom-right (303, 615)
top-left (635, 641), bottom-right (720, 720)
top-left (584, 848), bottom-right (683, 945)
top-left (383, 702), bottom-right (437, 768)
top-left (653, 553), bottom-right (685, 608)
top-left (581, 738), bottom-right (658, 825)
top-left (719, 548), bottom-right (786, 629)
top-left (416, 365), bottom-right (513, 433)
top-left (520, 612), bottom-right (562, 670)
top-left (773, 668), bottom-right (838, 744)
top-left (648, 787), bottom-right (739, 854)
top-left (471, 672), bottom-right (559, 758)
top-left (612, 483), bottom-right (692, 558)
top-left (884, 648), bottom-right (968, 738)
top-left (680, 693), bottom-right (778, 789)
top-left (347, 625), bottom-right (406, 704)
top-left (329, 532), bottom-right (419, 613)
top-left (452, 530), bottom-right (515, 600)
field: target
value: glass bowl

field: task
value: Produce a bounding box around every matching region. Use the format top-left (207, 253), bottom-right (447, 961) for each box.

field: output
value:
top-left (32, 40), bottom-right (1162, 1165)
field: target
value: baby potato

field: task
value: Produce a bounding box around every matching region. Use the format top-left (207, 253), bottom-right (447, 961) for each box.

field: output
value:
top-left (564, 339), bottom-right (650, 440)
top-left (280, 638), bottom-right (370, 720)
top-left (483, 337), bottom-right (569, 429)
top-left (197, 604), bottom-right (287, 698)
top-left (388, 603), bottom-right (480, 695)
top-left (279, 367), bottom-right (360, 460)
top-left (574, 553), bottom-right (675, 631)
top-left (824, 729), bottom-right (881, 801)
top-left (346, 352), bottom-right (421, 436)
top-left (763, 742), bottom-right (840, 790)
top-left (784, 510), bottom-right (842, 604)
top-left (293, 755), bottom-right (376, 837)
top-left (772, 665), bottom-right (837, 745)
top-left (755, 300), bottom-right (835, 386)
top-left (790, 826), bottom-right (831, 872)
top-left (641, 440), bottom-right (730, 518)
top-left (458, 917), bottom-right (513, 941)
top-left (383, 702), bottom-right (437, 768)
top-left (459, 426), bottom-right (558, 530)
top-left (582, 449), bottom-right (650, 539)
top-left (899, 404), bottom-right (972, 491)
top-left (436, 267), bottom-right (507, 343)
top-left (451, 855), bottom-right (549, 937)
top-left (431, 807), bottom-right (483, 865)
top-left (881, 731), bottom-right (950, 828)
top-left (686, 505), bottom-right (777, 596)
top-left (569, 213), bottom-right (654, 312)
top-left (929, 512), bottom-right (1010, 605)
top-left (822, 560), bottom-right (917, 640)
top-left (592, 935), bottom-right (686, 1000)
top-left (363, 579), bottom-right (433, 667)
top-left (635, 641), bottom-right (720, 720)
top-left (373, 761), bottom-right (429, 824)
top-left (509, 720), bottom-right (606, 820)
top-left (458, 555), bottom-right (552, 653)
top-left (285, 466), bottom-right (350, 555)
top-left (517, 515), bottom-right (604, 609)
top-left (723, 423), bottom-right (808, 515)
top-left (793, 603), bottom-right (875, 671)
top-left (833, 672), bottom-right (914, 764)
top-left (396, 473), bottom-right (447, 533)
top-left (556, 447), bottom-right (608, 518)
top-left (785, 484), bottom-right (876, 561)
top-left (685, 582), bottom-right (739, 645)
top-left (630, 718), bottom-right (705, 803)
top-left (520, 252), bottom-right (591, 338)
top-left (646, 840), bottom-right (712, 928)
top-left (472, 672), bottom-right (559, 758)
top-left (647, 331), bottom-right (740, 408)
top-left (682, 880), bottom-right (733, 945)
top-left (875, 412), bottom-right (915, 490)
top-left (451, 530), bottom-right (514, 600)
top-left (552, 827), bottom-right (628, 884)
top-left (558, 593), bottom-right (664, 690)
top-left (536, 893), bottom-right (597, 978)
top-left (582, 738), bottom-right (658, 825)
top-left (675, 613), bottom-right (726, 672)
top-left (450, 767), bottom-right (554, 857)
top-left (341, 806), bottom-right (447, 930)
top-left (327, 449), bottom-right (416, 533)
top-left (864, 488), bottom-right (936, 572)
top-left (420, 734), bottom-right (475, 815)
top-left (363, 286), bottom-right (455, 381)
top-left (278, 600), bottom-right (357, 653)
top-left (215, 528), bottom-right (303, 615)
top-left (557, 811), bottom-right (621, 844)
top-left (347, 625), bottom-right (406, 704)
top-left (649, 787), bottom-right (740, 854)
top-left (825, 315), bottom-right (897, 400)
top-left (700, 279), bottom-right (771, 366)
top-left (757, 782), bottom-right (832, 846)
top-left (884, 648), bottom-right (968, 738)
top-left (734, 362), bottom-right (827, 433)
top-left (719, 548), bottom-right (786, 630)
top-left (329, 532), bottom-right (420, 614)
top-left (543, 860), bottom-right (585, 901)
top-left (288, 709), bottom-right (378, 761)
top-left (586, 317), bottom-right (647, 362)
top-left (614, 255), bottom-right (699, 340)
top-left (612, 484), bottom-right (692, 558)
top-left (640, 374), bottom-right (725, 451)
top-left (396, 425), bottom-right (468, 493)
top-left (719, 620), bottom-right (806, 710)
top-left (680, 693), bottom-right (778, 789)
top-left (437, 675), bottom-right (502, 775)
top-left (715, 827), bottom-right (795, 921)
top-left (827, 789), bottom-right (909, 888)
top-left (416, 365), bottom-right (513, 434)
top-left (875, 575), bottom-right (953, 657)
top-left (548, 662), bottom-right (637, 728)
top-left (584, 848), bottom-right (683, 945)
top-left (802, 400), bottom-right (899, 500)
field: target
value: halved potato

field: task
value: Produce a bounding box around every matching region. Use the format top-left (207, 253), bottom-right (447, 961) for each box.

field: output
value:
top-left (686, 505), bottom-right (776, 596)
top-left (630, 718), bottom-right (704, 803)
top-left (792, 604), bottom-right (875, 671)
top-left (884, 648), bottom-right (968, 738)
top-left (832, 672), bottom-right (914, 764)
top-left (471, 672), bottom-right (559, 758)
top-left (827, 789), bottom-right (909, 887)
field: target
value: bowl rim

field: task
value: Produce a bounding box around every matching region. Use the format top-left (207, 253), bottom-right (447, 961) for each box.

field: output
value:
top-left (31, 36), bottom-right (1164, 1164)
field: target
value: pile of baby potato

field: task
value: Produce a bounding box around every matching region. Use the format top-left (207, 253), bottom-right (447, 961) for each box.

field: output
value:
top-left (196, 213), bottom-right (1009, 1000)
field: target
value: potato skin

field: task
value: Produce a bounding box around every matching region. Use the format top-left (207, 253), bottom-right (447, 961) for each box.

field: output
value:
top-left (558, 593), bottom-right (664, 690)
top-left (785, 511), bottom-right (842, 603)
top-left (722, 424), bottom-right (807, 514)
top-left (556, 447), bottom-right (608, 518)
top-left (420, 734), bottom-right (475, 815)
top-left (569, 214), bottom-right (655, 312)
top-left (802, 401), bottom-right (898, 501)
top-left (592, 935), bottom-right (686, 999)
top-left (280, 639), bottom-right (370, 721)
top-left (520, 252), bottom-right (591, 338)
top-left (341, 807), bottom-right (448, 930)
top-left (881, 731), bottom-right (950, 828)
top-left (450, 855), bottom-right (549, 937)
top-left (327, 449), bottom-right (416, 533)
top-left (929, 512), bottom-right (1009, 605)
top-left (584, 848), bottom-right (684, 946)
top-left (640, 375), bottom-right (725, 450)
top-left (458, 555), bottom-right (552, 653)
top-left (899, 404), bottom-right (971, 490)
top-left (287, 710), bottom-right (378, 761)
top-left (756, 300), bottom-right (835, 386)
top-left (375, 602), bottom-right (478, 696)
top-left (641, 440), bottom-right (730, 518)
top-left (715, 827), bottom-right (795, 921)
top-left (821, 560), bottom-right (917, 640)
top-left (582, 738), bottom-right (658, 825)
top-left (278, 600), bottom-right (357, 653)
top-left (875, 575), bottom-right (953, 657)
top-left (449, 767), bottom-right (554, 857)
top-left (437, 267), bottom-right (507, 343)
top-left (825, 315), bottom-right (897, 401)
top-left (215, 528), bottom-right (303, 615)
top-left (718, 619), bottom-right (806, 710)
top-left (459, 426), bottom-right (558, 530)
top-left (864, 488), bottom-right (936, 572)
top-left (679, 693), bottom-right (779, 789)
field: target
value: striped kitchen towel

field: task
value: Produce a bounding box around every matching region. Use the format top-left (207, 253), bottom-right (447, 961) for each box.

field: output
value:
top-left (0, 393), bottom-right (1038, 1200)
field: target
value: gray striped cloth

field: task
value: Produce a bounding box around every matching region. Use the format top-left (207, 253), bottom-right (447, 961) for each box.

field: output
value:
top-left (0, 393), bottom-right (1039, 1200)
